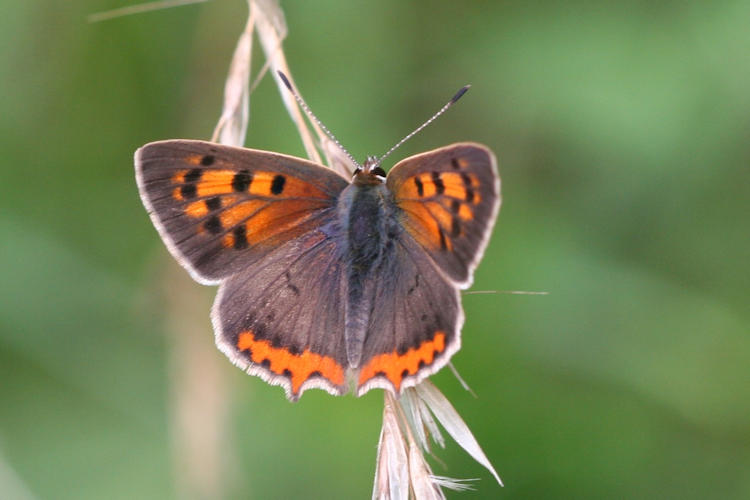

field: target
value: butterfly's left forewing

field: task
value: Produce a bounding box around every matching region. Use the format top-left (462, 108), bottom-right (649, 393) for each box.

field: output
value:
top-left (135, 140), bottom-right (349, 284)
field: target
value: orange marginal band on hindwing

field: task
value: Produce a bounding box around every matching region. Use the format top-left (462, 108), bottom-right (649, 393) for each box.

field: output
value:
top-left (236, 331), bottom-right (345, 394)
top-left (358, 332), bottom-right (446, 391)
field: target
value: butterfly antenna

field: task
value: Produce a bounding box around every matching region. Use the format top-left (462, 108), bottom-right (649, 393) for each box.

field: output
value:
top-left (277, 71), bottom-right (362, 169)
top-left (376, 84), bottom-right (470, 166)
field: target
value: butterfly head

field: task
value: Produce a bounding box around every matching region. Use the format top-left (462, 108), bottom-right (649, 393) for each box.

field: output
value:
top-left (352, 156), bottom-right (387, 186)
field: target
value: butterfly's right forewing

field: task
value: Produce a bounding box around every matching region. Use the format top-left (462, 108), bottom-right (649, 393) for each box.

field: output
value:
top-left (387, 143), bottom-right (500, 287)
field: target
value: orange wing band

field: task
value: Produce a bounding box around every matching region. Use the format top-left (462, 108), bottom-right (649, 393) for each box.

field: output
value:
top-left (358, 332), bottom-right (447, 391)
top-left (237, 331), bottom-right (345, 395)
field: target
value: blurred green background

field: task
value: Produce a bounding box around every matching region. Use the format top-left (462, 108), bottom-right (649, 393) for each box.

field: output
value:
top-left (2, 0), bottom-right (749, 498)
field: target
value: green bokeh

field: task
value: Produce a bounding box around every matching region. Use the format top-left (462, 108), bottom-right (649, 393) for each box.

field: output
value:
top-left (1, 1), bottom-right (748, 498)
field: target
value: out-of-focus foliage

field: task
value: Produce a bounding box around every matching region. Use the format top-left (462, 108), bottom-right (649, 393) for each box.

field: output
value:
top-left (1, 1), bottom-right (748, 498)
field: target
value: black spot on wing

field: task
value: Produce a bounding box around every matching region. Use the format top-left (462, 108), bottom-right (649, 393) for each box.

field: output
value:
top-left (287, 345), bottom-right (302, 356)
top-left (271, 175), bottom-right (286, 195)
top-left (414, 176), bottom-right (424, 197)
top-left (432, 171), bottom-right (445, 194)
top-left (205, 215), bottom-right (222, 234)
top-left (284, 270), bottom-right (300, 296)
top-left (233, 225), bottom-right (248, 249)
top-left (184, 168), bottom-right (202, 183)
top-left (460, 172), bottom-right (475, 202)
top-left (232, 170), bottom-right (252, 192)
top-left (180, 184), bottom-right (197, 199)
top-left (180, 168), bottom-right (202, 199)
top-left (451, 217), bottom-right (460, 237)
top-left (407, 274), bottom-right (420, 295)
top-left (206, 197), bottom-right (222, 211)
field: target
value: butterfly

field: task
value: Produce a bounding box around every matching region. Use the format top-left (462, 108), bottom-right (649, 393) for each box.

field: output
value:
top-left (135, 133), bottom-right (499, 401)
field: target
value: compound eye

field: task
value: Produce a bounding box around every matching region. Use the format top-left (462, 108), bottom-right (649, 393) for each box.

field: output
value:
top-left (371, 166), bottom-right (386, 178)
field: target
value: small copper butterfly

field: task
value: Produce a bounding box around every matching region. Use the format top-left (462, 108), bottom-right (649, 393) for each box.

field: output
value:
top-left (134, 83), bottom-right (500, 401)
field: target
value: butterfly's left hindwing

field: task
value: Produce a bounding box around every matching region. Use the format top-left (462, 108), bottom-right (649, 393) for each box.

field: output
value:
top-left (214, 230), bottom-right (349, 401)
top-left (135, 140), bottom-right (349, 284)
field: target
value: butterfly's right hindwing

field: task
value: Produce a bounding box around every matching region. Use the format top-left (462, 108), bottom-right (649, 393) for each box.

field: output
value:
top-left (356, 234), bottom-right (461, 396)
